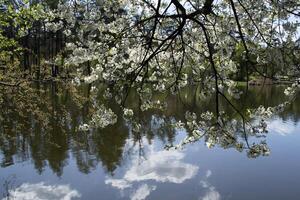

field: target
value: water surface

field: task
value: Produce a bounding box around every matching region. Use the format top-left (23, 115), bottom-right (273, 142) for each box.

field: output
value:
top-left (0, 84), bottom-right (299, 200)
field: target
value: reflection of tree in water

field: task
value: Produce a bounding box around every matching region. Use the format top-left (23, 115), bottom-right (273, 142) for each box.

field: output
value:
top-left (0, 83), bottom-right (86, 175)
top-left (72, 120), bottom-right (129, 174)
top-left (164, 85), bottom-right (299, 156)
top-left (0, 84), bottom-right (299, 176)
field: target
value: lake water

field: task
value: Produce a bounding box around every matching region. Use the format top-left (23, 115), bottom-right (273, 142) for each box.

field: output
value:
top-left (0, 84), bottom-right (299, 200)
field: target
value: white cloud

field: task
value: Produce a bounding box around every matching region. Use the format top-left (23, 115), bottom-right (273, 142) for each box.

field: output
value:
top-left (3, 182), bottom-right (81, 200)
top-left (130, 184), bottom-right (156, 200)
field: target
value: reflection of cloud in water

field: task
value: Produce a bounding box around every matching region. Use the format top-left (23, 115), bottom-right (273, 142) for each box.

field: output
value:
top-left (205, 170), bottom-right (212, 178)
top-left (3, 182), bottom-right (81, 200)
top-left (199, 170), bottom-right (221, 200)
top-left (268, 119), bottom-right (296, 136)
top-left (201, 188), bottom-right (221, 200)
top-left (124, 150), bottom-right (198, 183)
top-left (131, 184), bottom-right (156, 200)
top-left (105, 139), bottom-right (199, 199)
top-left (105, 179), bottom-right (132, 190)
